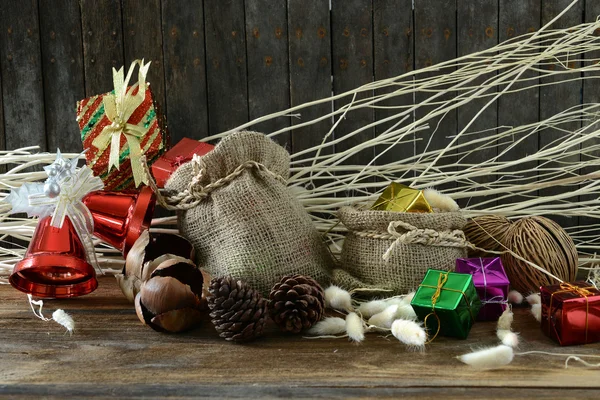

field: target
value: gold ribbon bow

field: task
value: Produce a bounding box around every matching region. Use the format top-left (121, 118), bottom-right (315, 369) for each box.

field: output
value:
top-left (420, 271), bottom-right (477, 344)
top-left (92, 59), bottom-right (152, 187)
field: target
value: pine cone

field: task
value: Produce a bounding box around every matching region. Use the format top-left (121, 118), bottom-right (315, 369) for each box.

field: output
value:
top-left (208, 277), bottom-right (268, 342)
top-left (268, 274), bottom-right (325, 333)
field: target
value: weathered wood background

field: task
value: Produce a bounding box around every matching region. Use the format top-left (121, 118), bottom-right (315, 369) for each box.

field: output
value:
top-left (0, 0), bottom-right (598, 226)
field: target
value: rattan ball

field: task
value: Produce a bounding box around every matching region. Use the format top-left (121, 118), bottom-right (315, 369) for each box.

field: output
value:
top-left (464, 215), bottom-right (578, 293)
top-left (463, 215), bottom-right (512, 257)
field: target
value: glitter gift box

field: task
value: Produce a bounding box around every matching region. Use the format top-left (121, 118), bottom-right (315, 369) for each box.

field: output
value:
top-left (411, 269), bottom-right (481, 340)
top-left (370, 182), bottom-right (432, 213)
top-left (455, 257), bottom-right (509, 321)
top-left (77, 61), bottom-right (167, 190)
top-left (151, 138), bottom-right (214, 188)
top-left (540, 281), bottom-right (600, 346)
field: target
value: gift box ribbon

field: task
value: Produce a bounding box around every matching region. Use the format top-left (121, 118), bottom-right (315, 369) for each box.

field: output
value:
top-left (548, 282), bottom-right (595, 345)
top-left (28, 167), bottom-right (104, 271)
top-left (475, 257), bottom-right (508, 307)
top-left (91, 59), bottom-right (151, 188)
top-left (419, 271), bottom-right (477, 343)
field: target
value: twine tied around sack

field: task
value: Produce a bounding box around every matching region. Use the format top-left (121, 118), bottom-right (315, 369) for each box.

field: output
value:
top-left (142, 154), bottom-right (287, 211)
top-left (381, 220), bottom-right (470, 262)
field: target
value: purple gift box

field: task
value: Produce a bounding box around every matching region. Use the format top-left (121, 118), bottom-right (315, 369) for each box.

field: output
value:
top-left (455, 257), bottom-right (510, 321)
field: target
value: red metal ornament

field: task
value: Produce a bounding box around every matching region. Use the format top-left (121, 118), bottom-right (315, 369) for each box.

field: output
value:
top-left (10, 215), bottom-right (98, 298)
top-left (83, 186), bottom-right (156, 256)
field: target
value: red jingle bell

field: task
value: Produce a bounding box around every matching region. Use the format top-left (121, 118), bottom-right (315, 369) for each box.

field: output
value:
top-left (10, 215), bottom-right (98, 298)
top-left (83, 186), bottom-right (156, 257)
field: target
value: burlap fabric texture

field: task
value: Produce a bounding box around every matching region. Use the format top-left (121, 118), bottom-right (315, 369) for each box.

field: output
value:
top-left (335, 206), bottom-right (468, 295)
top-left (165, 131), bottom-right (334, 295)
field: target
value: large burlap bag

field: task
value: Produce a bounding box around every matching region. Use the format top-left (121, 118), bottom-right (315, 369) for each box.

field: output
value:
top-left (334, 206), bottom-right (468, 295)
top-left (165, 131), bottom-right (333, 294)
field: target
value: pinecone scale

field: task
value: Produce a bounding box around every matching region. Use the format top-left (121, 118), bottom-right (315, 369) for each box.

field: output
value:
top-left (269, 275), bottom-right (325, 333)
top-left (208, 277), bottom-right (267, 342)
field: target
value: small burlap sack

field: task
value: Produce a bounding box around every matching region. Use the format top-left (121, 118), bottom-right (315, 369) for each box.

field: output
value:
top-left (334, 206), bottom-right (468, 295)
top-left (164, 131), bottom-right (333, 294)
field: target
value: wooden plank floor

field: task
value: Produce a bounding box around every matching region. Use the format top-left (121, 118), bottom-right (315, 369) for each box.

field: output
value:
top-left (0, 276), bottom-right (599, 399)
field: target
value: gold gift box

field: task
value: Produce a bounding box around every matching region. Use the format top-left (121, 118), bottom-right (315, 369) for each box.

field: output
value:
top-left (371, 182), bottom-right (433, 213)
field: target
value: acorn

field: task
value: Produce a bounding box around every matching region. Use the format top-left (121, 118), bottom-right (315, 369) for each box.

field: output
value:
top-left (116, 230), bottom-right (195, 302)
top-left (134, 257), bottom-right (206, 333)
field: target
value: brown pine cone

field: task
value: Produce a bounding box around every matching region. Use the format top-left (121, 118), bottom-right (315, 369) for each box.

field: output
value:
top-left (207, 276), bottom-right (268, 342)
top-left (268, 274), bottom-right (325, 333)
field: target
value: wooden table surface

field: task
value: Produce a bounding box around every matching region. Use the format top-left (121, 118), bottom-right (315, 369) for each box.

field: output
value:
top-left (1, 276), bottom-right (599, 399)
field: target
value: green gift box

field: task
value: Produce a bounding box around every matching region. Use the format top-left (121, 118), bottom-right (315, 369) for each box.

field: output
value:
top-left (411, 269), bottom-right (481, 340)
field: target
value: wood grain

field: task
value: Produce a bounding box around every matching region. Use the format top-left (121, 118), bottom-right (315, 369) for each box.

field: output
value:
top-left (161, 0), bottom-right (209, 142)
top-left (456, 0), bottom-right (499, 208)
top-left (0, 0), bottom-right (46, 151)
top-left (497, 0), bottom-right (541, 206)
top-left (539, 0), bottom-right (583, 229)
top-left (580, 1), bottom-right (600, 231)
top-left (0, 0), bottom-right (598, 224)
top-left (0, 46), bottom-right (4, 152)
top-left (331, 0), bottom-right (375, 170)
top-left (122, 0), bottom-right (167, 116)
top-left (373, 0), bottom-right (414, 170)
top-left (414, 0), bottom-right (457, 188)
top-left (245, 0), bottom-right (290, 146)
top-left (80, 0), bottom-right (125, 96)
top-left (204, 0), bottom-right (249, 136)
top-left (287, 0), bottom-right (333, 156)
top-left (39, 0), bottom-right (85, 153)
top-left (0, 276), bottom-right (599, 398)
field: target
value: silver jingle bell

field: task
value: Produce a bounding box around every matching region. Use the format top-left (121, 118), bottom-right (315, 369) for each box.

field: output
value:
top-left (58, 169), bottom-right (72, 180)
top-left (43, 181), bottom-right (61, 198)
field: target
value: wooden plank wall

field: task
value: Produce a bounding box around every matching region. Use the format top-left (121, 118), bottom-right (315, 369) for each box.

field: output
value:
top-left (0, 0), bottom-right (598, 227)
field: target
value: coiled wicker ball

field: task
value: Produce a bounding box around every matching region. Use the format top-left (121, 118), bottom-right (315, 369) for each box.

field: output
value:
top-left (464, 215), bottom-right (578, 293)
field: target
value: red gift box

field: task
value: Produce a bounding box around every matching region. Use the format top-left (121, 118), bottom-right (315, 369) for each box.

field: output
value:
top-left (540, 281), bottom-right (600, 346)
top-left (151, 138), bottom-right (214, 187)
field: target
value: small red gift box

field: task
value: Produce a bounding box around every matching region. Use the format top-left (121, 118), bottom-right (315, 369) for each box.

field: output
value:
top-left (540, 281), bottom-right (600, 346)
top-left (151, 138), bottom-right (215, 187)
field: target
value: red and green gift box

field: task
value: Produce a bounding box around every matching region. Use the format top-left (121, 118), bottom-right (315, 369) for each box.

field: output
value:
top-left (411, 269), bottom-right (481, 340)
top-left (76, 60), bottom-right (167, 191)
top-left (540, 281), bottom-right (600, 346)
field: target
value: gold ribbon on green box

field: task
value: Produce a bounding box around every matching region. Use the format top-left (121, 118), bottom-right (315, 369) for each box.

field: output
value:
top-left (410, 269), bottom-right (481, 341)
top-left (91, 59), bottom-right (151, 188)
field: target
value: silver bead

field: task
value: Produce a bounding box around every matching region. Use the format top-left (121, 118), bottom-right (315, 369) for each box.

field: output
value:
top-left (64, 161), bottom-right (72, 170)
top-left (48, 167), bottom-right (58, 177)
top-left (43, 181), bottom-right (61, 198)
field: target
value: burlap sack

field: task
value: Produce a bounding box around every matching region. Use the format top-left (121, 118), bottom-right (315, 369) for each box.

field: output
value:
top-left (334, 206), bottom-right (468, 295)
top-left (165, 131), bottom-right (333, 294)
